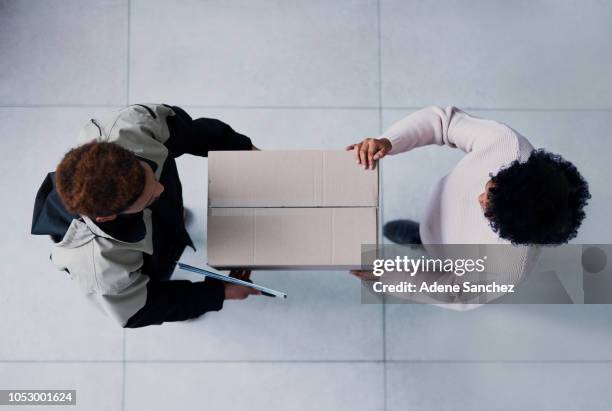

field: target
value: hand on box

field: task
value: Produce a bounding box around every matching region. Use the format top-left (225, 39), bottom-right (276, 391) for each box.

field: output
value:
top-left (346, 138), bottom-right (391, 170)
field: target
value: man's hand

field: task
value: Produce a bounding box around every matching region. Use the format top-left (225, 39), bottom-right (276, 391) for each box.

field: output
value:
top-left (224, 269), bottom-right (260, 300)
top-left (346, 138), bottom-right (391, 170)
top-left (229, 269), bottom-right (252, 281)
top-left (224, 283), bottom-right (260, 300)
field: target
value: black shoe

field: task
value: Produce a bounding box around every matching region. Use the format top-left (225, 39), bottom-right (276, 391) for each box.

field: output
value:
top-left (383, 219), bottom-right (422, 245)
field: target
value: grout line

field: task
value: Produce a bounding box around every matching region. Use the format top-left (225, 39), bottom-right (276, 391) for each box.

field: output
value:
top-left (208, 206), bottom-right (378, 209)
top-left (0, 104), bottom-right (380, 110)
top-left (0, 104), bottom-right (122, 108)
top-left (376, 3), bottom-right (383, 122)
top-left (177, 105), bottom-right (379, 110)
top-left (376, 1), bottom-right (387, 410)
top-left (1, 104), bottom-right (612, 112)
top-left (3, 359), bottom-right (612, 364)
top-left (126, 0), bottom-right (131, 106)
top-left (122, 3), bottom-right (130, 410)
top-left (373, 360), bottom-right (612, 364)
top-left (0, 360), bottom-right (383, 364)
top-left (121, 329), bottom-right (126, 411)
top-left (384, 106), bottom-right (612, 112)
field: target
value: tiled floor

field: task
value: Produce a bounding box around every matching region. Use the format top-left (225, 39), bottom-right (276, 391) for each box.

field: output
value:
top-left (1, 1), bottom-right (612, 410)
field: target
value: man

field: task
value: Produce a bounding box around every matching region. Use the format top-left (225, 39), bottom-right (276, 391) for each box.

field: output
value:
top-left (31, 104), bottom-right (260, 328)
top-left (348, 106), bottom-right (590, 305)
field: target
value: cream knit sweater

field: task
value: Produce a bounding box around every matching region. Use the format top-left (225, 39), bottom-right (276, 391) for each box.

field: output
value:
top-left (381, 106), bottom-right (539, 306)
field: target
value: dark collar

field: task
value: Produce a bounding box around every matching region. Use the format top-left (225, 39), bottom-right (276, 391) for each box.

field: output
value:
top-left (136, 156), bottom-right (158, 172)
top-left (93, 211), bottom-right (146, 243)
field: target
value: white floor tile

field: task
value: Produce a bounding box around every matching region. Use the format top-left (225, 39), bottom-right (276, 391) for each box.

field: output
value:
top-left (181, 107), bottom-right (381, 150)
top-left (125, 362), bottom-right (383, 411)
top-left (0, 363), bottom-right (122, 411)
top-left (129, 0), bottom-right (379, 106)
top-left (0, 0), bottom-right (128, 105)
top-left (125, 269), bottom-right (383, 361)
top-left (385, 304), bottom-right (612, 361)
top-left (387, 362), bottom-right (612, 411)
top-left (380, 0), bottom-right (612, 108)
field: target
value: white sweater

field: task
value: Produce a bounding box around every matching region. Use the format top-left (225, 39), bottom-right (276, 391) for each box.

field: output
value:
top-left (382, 106), bottom-right (539, 305)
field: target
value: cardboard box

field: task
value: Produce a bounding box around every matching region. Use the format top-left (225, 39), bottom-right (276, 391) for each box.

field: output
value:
top-left (207, 150), bottom-right (378, 269)
top-left (208, 150), bottom-right (378, 207)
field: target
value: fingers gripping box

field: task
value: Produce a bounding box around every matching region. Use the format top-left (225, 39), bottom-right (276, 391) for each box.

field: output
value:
top-left (207, 151), bottom-right (378, 269)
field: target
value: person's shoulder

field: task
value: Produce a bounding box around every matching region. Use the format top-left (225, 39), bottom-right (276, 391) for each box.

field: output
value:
top-left (511, 129), bottom-right (535, 162)
top-left (470, 121), bottom-right (534, 168)
top-left (483, 118), bottom-right (534, 162)
top-left (448, 109), bottom-right (523, 153)
top-left (77, 104), bottom-right (174, 143)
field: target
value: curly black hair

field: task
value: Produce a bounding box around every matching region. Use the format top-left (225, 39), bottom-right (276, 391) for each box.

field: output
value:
top-left (485, 149), bottom-right (590, 245)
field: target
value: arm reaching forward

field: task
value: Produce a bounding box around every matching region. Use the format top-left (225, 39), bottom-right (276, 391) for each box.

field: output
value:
top-left (383, 106), bottom-right (516, 155)
top-left (347, 106), bottom-right (520, 168)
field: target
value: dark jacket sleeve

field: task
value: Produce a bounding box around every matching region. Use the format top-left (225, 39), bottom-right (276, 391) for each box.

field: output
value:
top-left (164, 105), bottom-right (252, 157)
top-left (124, 277), bottom-right (225, 328)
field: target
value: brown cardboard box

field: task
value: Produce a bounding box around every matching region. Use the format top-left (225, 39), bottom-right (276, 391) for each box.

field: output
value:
top-left (207, 151), bottom-right (378, 269)
top-left (208, 150), bottom-right (378, 207)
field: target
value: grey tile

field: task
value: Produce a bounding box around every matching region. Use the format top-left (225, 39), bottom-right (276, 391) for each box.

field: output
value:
top-left (125, 362), bottom-right (383, 411)
top-left (125, 268), bottom-right (383, 361)
top-left (0, 0), bottom-right (128, 105)
top-left (0, 363), bottom-right (122, 411)
top-left (385, 304), bottom-right (612, 361)
top-left (0, 108), bottom-right (124, 360)
top-left (387, 363), bottom-right (612, 411)
top-left (129, 0), bottom-right (379, 106)
top-left (380, 0), bottom-right (612, 108)
top-left (182, 107), bottom-right (381, 150)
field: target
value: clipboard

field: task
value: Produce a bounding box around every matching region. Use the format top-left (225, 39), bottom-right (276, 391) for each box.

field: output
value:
top-left (177, 262), bottom-right (287, 299)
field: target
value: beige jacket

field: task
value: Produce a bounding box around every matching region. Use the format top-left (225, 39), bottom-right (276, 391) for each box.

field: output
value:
top-left (51, 104), bottom-right (176, 326)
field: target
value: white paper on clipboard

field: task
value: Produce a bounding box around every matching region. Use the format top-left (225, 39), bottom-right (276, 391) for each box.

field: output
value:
top-left (177, 263), bottom-right (287, 299)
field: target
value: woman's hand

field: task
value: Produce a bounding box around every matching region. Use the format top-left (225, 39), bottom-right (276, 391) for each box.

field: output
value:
top-left (346, 138), bottom-right (391, 169)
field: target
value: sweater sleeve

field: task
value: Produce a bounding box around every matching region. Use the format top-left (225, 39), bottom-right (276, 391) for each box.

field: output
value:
top-left (382, 106), bottom-right (517, 155)
top-left (163, 105), bottom-right (252, 158)
top-left (123, 278), bottom-right (225, 328)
